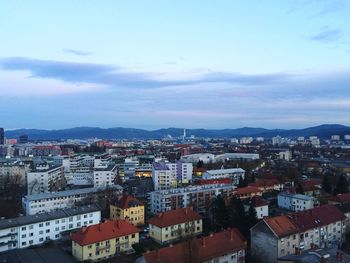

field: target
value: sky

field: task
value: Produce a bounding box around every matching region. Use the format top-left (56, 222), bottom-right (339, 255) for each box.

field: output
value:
top-left (0, 0), bottom-right (350, 130)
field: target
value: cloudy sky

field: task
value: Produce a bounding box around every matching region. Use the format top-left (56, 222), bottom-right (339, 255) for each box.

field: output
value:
top-left (1, 0), bottom-right (350, 130)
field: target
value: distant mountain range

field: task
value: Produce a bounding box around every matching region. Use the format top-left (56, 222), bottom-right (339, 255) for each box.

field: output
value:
top-left (4, 124), bottom-right (350, 140)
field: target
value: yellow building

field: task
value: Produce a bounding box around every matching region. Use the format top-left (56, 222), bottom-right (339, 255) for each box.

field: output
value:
top-left (148, 207), bottom-right (202, 244)
top-left (71, 220), bottom-right (139, 262)
top-left (110, 195), bottom-right (145, 226)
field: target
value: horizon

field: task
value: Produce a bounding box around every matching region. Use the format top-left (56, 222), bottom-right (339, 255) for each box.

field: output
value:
top-left (1, 1), bottom-right (350, 129)
top-left (3, 123), bottom-right (349, 132)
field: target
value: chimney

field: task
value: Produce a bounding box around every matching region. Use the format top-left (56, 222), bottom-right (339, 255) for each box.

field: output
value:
top-left (81, 226), bottom-right (87, 233)
top-left (202, 237), bottom-right (206, 247)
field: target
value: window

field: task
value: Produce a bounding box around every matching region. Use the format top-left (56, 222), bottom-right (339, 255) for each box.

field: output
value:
top-left (39, 223), bottom-right (43, 227)
top-left (46, 229), bottom-right (50, 233)
top-left (21, 234), bottom-right (26, 238)
top-left (29, 233), bottom-right (33, 237)
top-left (45, 222), bottom-right (50, 226)
top-left (39, 230), bottom-right (43, 234)
top-left (22, 242), bottom-right (26, 246)
top-left (132, 234), bottom-right (135, 238)
top-left (29, 225), bottom-right (33, 230)
top-left (21, 226), bottom-right (26, 231)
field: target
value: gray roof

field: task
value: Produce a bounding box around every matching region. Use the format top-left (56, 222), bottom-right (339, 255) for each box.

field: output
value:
top-left (94, 164), bottom-right (117, 171)
top-left (23, 185), bottom-right (122, 202)
top-left (0, 205), bottom-right (100, 230)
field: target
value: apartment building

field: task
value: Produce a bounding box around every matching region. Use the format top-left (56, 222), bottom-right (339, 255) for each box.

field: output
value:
top-left (27, 164), bottom-right (65, 195)
top-left (0, 160), bottom-right (30, 189)
top-left (236, 186), bottom-right (263, 200)
top-left (243, 196), bottom-right (269, 219)
top-left (278, 192), bottom-right (314, 211)
top-left (110, 195), bottom-right (145, 226)
top-left (148, 207), bottom-right (202, 244)
top-left (0, 205), bottom-right (100, 253)
top-left (203, 168), bottom-right (245, 185)
top-left (22, 185), bottom-right (122, 215)
top-left (151, 161), bottom-right (193, 190)
top-left (142, 229), bottom-right (246, 263)
top-left (71, 220), bottom-right (139, 262)
top-left (149, 183), bottom-right (236, 215)
top-left (93, 164), bottom-right (118, 187)
top-left (250, 205), bottom-right (346, 263)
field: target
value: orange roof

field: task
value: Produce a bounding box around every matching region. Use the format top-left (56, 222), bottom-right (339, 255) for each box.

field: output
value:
top-left (264, 215), bottom-right (299, 238)
top-left (71, 220), bottom-right (139, 246)
top-left (237, 186), bottom-right (262, 195)
top-left (148, 208), bottom-right (201, 228)
top-left (143, 229), bottom-right (246, 263)
top-left (114, 195), bottom-right (143, 209)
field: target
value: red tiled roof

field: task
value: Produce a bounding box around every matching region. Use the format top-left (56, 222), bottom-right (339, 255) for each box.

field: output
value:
top-left (194, 178), bottom-right (232, 185)
top-left (143, 229), bottom-right (246, 263)
top-left (302, 179), bottom-right (322, 191)
top-left (250, 178), bottom-right (280, 187)
top-left (114, 195), bottom-right (143, 209)
top-left (264, 216), bottom-right (299, 238)
top-left (288, 205), bottom-right (345, 232)
top-left (328, 193), bottom-right (350, 204)
top-left (70, 220), bottom-right (139, 246)
top-left (250, 196), bottom-right (269, 207)
top-left (237, 186), bottom-right (262, 195)
top-left (148, 208), bottom-right (201, 228)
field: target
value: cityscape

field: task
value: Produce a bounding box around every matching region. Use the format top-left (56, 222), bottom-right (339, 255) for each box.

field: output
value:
top-left (1, 1), bottom-right (350, 263)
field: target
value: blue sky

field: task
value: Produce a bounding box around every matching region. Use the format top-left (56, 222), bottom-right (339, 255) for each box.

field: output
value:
top-left (1, 0), bottom-right (350, 130)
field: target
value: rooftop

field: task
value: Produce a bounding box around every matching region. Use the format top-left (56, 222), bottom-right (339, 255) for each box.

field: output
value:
top-left (264, 215), bottom-right (299, 238)
top-left (71, 220), bottom-right (139, 246)
top-left (113, 195), bottom-right (143, 209)
top-left (23, 185), bottom-right (122, 202)
top-left (148, 207), bottom-right (201, 228)
top-left (0, 205), bottom-right (100, 230)
top-left (205, 168), bottom-right (245, 174)
top-left (143, 229), bottom-right (246, 263)
top-left (152, 162), bottom-right (169, 171)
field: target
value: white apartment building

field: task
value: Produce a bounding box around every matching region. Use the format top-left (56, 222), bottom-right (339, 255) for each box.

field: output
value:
top-left (152, 161), bottom-right (193, 190)
top-left (215, 153), bottom-right (260, 161)
top-left (181, 153), bottom-right (215, 164)
top-left (94, 154), bottom-right (112, 169)
top-left (202, 168), bottom-right (245, 185)
top-left (277, 192), bottom-right (314, 211)
top-left (22, 185), bottom-right (122, 215)
top-left (152, 162), bottom-right (174, 190)
top-left (149, 183), bottom-right (236, 214)
top-left (27, 164), bottom-right (65, 195)
top-left (0, 205), bottom-right (101, 253)
top-left (93, 164), bottom-right (118, 187)
top-left (0, 161), bottom-right (30, 189)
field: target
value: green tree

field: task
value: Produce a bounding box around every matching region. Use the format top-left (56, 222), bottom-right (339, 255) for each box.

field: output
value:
top-left (212, 195), bottom-right (230, 230)
top-left (295, 183), bottom-right (304, 194)
top-left (238, 175), bottom-right (248, 188)
top-left (322, 174), bottom-right (332, 194)
top-left (229, 196), bottom-right (246, 234)
top-left (335, 175), bottom-right (349, 195)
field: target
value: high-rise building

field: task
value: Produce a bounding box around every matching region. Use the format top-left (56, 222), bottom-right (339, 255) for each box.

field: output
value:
top-left (0, 128), bottom-right (4, 145)
top-left (19, 134), bottom-right (28, 144)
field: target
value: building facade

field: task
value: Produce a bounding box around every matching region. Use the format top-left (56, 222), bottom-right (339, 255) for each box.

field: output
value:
top-left (23, 185), bottom-right (122, 215)
top-left (110, 195), bottom-right (145, 226)
top-left (27, 164), bottom-right (65, 195)
top-left (71, 220), bottom-right (139, 262)
top-left (203, 168), bottom-right (245, 185)
top-left (149, 183), bottom-right (236, 215)
top-left (148, 208), bottom-right (202, 244)
top-left (0, 205), bottom-right (100, 253)
top-left (277, 192), bottom-right (314, 211)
